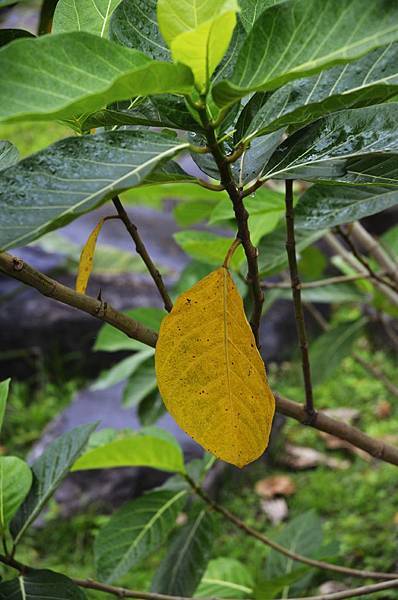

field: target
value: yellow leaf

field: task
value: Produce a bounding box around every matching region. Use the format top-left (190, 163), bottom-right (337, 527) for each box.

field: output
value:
top-left (155, 267), bottom-right (275, 468)
top-left (76, 218), bottom-right (105, 294)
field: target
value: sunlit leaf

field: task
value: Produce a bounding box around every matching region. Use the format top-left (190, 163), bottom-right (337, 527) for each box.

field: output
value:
top-left (155, 267), bottom-right (275, 467)
top-left (0, 457), bottom-right (32, 532)
top-left (75, 218), bottom-right (105, 294)
top-left (53, 0), bottom-right (123, 37)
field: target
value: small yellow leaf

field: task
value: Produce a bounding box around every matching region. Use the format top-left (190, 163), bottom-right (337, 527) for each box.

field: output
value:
top-left (76, 218), bottom-right (105, 294)
top-left (155, 267), bottom-right (275, 468)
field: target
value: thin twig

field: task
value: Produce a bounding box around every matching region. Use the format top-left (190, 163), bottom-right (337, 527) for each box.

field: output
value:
top-left (288, 579), bottom-right (398, 600)
top-left (348, 222), bottom-right (398, 288)
top-left (262, 271), bottom-right (384, 289)
top-left (196, 179), bottom-right (225, 191)
top-left (284, 180), bottom-right (315, 419)
top-left (185, 474), bottom-right (398, 581)
top-left (336, 226), bottom-right (398, 294)
top-left (2, 252), bottom-right (398, 464)
top-left (0, 251), bottom-right (158, 348)
top-left (304, 303), bottom-right (398, 398)
top-left (112, 196), bottom-right (173, 312)
top-left (198, 108), bottom-right (264, 345)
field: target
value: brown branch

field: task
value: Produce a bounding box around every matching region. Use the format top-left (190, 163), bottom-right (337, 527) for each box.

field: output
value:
top-left (0, 251), bottom-right (158, 349)
top-left (284, 180), bottom-right (315, 419)
top-left (112, 196), bottom-right (173, 313)
top-left (262, 271), bottom-right (383, 289)
top-left (198, 108), bottom-right (264, 345)
top-left (241, 178), bottom-right (264, 198)
top-left (185, 473), bottom-right (398, 581)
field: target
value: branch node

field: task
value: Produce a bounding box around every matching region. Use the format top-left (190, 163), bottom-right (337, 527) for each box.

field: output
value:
top-left (12, 257), bottom-right (24, 271)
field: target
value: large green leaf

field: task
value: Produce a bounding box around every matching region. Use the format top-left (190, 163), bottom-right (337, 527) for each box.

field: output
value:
top-left (310, 319), bottom-right (366, 385)
top-left (72, 431), bottom-right (186, 474)
top-left (0, 130), bottom-right (189, 251)
top-left (152, 507), bottom-right (214, 596)
top-left (196, 557), bottom-right (254, 598)
top-left (11, 423), bottom-right (97, 544)
top-left (0, 457), bottom-right (32, 533)
top-left (258, 225), bottom-right (325, 276)
top-left (239, 0), bottom-right (287, 33)
top-left (262, 104), bottom-right (398, 181)
top-left (158, 0), bottom-right (239, 90)
top-left (0, 141), bottom-right (18, 172)
top-left (110, 0), bottom-right (170, 61)
top-left (95, 489), bottom-right (187, 582)
top-left (53, 0), bottom-right (123, 37)
top-left (213, 0), bottom-right (398, 106)
top-left (0, 32), bottom-right (193, 124)
top-left (95, 307), bottom-right (165, 352)
top-left (0, 570), bottom-right (86, 599)
top-left (0, 378), bottom-right (10, 434)
top-left (238, 43), bottom-right (398, 141)
top-left (91, 349), bottom-right (154, 391)
top-left (296, 183), bottom-right (398, 230)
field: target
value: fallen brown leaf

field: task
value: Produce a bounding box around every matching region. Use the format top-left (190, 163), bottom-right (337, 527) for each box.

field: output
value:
top-left (255, 475), bottom-right (296, 498)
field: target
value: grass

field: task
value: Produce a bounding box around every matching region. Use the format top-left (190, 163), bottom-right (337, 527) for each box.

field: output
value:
top-left (1, 341), bottom-right (397, 598)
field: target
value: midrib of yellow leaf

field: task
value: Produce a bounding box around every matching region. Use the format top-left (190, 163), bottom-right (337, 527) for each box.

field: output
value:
top-left (222, 266), bottom-right (236, 434)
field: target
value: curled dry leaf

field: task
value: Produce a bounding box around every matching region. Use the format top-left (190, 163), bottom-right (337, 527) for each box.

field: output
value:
top-left (255, 475), bottom-right (296, 499)
top-left (155, 266), bottom-right (275, 468)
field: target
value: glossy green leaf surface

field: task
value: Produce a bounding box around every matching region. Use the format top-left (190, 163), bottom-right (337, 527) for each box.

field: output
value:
top-left (0, 130), bottom-right (189, 251)
top-left (238, 43), bottom-right (398, 141)
top-left (0, 457), bottom-right (32, 532)
top-left (72, 432), bottom-right (186, 474)
top-left (95, 489), bottom-right (187, 582)
top-left (262, 104), bottom-right (398, 181)
top-left (310, 319), bottom-right (366, 385)
top-left (196, 557), bottom-right (254, 598)
top-left (0, 570), bottom-right (87, 599)
top-left (0, 33), bottom-right (193, 124)
top-left (296, 183), bottom-right (398, 229)
top-left (53, 0), bottom-right (123, 37)
top-left (11, 423), bottom-right (97, 544)
top-left (110, 0), bottom-right (170, 61)
top-left (0, 379), bottom-right (9, 434)
top-left (152, 507), bottom-right (214, 596)
top-left (213, 0), bottom-right (398, 106)
top-left (0, 141), bottom-right (19, 172)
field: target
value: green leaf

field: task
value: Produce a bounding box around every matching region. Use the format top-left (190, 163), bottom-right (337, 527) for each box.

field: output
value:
top-left (95, 307), bottom-right (165, 352)
top-left (123, 359), bottom-right (157, 407)
top-left (91, 349), bottom-right (154, 391)
top-left (11, 423), bottom-right (97, 544)
top-left (0, 29), bottom-right (34, 48)
top-left (296, 184), bottom-right (398, 230)
top-left (0, 130), bottom-right (189, 251)
top-left (239, 43), bottom-right (398, 141)
top-left (138, 392), bottom-right (166, 426)
top-left (0, 457), bottom-right (32, 532)
top-left (110, 0), bottom-right (170, 61)
top-left (258, 225), bottom-right (325, 276)
top-left (53, 0), bottom-right (123, 37)
top-left (0, 378), bottom-right (10, 434)
top-left (196, 557), bottom-right (254, 598)
top-left (95, 489), bottom-right (187, 583)
top-left (262, 104), bottom-right (398, 181)
top-left (174, 231), bottom-right (245, 269)
top-left (72, 432), bottom-right (186, 474)
top-left (0, 141), bottom-right (18, 172)
top-left (158, 0), bottom-right (239, 90)
top-left (310, 319), bottom-right (366, 385)
top-left (152, 507), bottom-right (214, 596)
top-left (0, 32), bottom-right (193, 124)
top-left (239, 0), bottom-right (287, 33)
top-left (0, 570), bottom-right (87, 599)
top-left (236, 131), bottom-right (285, 185)
top-left (213, 0), bottom-right (398, 106)
top-left (279, 283), bottom-right (366, 303)
top-left (81, 95), bottom-right (201, 132)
